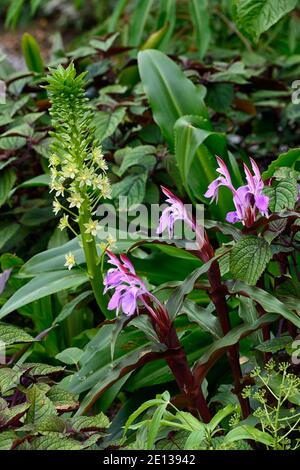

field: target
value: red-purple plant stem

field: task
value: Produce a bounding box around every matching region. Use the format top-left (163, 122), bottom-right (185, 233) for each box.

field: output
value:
top-left (152, 317), bottom-right (211, 423)
top-left (207, 260), bottom-right (251, 418)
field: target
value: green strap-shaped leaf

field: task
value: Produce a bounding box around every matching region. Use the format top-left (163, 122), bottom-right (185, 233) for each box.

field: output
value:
top-left (129, 0), bottom-right (155, 46)
top-left (227, 280), bottom-right (300, 329)
top-left (0, 270), bottom-right (88, 318)
top-left (230, 235), bottom-right (272, 285)
top-left (189, 0), bottom-right (210, 59)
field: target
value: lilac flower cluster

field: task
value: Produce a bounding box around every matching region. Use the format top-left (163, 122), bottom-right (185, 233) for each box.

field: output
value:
top-left (205, 156), bottom-right (269, 227)
top-left (104, 251), bottom-right (148, 316)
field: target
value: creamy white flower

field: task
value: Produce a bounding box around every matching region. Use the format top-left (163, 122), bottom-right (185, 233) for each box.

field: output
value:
top-left (51, 182), bottom-right (65, 197)
top-left (84, 218), bottom-right (99, 237)
top-left (77, 167), bottom-right (93, 188)
top-left (58, 214), bottom-right (69, 231)
top-left (64, 252), bottom-right (75, 270)
top-left (62, 164), bottom-right (79, 179)
top-left (100, 176), bottom-right (112, 199)
top-left (49, 154), bottom-right (60, 167)
top-left (67, 193), bottom-right (83, 209)
top-left (52, 199), bottom-right (61, 215)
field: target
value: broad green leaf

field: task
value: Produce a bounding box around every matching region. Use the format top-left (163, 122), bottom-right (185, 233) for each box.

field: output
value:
top-left (46, 386), bottom-right (79, 412)
top-left (23, 363), bottom-right (65, 376)
top-left (0, 270), bottom-right (88, 318)
top-left (224, 424), bottom-right (274, 446)
top-left (21, 33), bottom-right (45, 73)
top-left (174, 115), bottom-right (226, 192)
top-left (111, 173), bottom-right (147, 206)
top-left (18, 174), bottom-right (50, 188)
top-left (129, 0), bottom-right (155, 46)
top-left (233, 0), bottom-right (297, 42)
top-left (70, 412), bottom-right (109, 432)
top-left (0, 368), bottom-right (22, 394)
top-left (264, 179), bottom-right (298, 212)
top-left (138, 49), bottom-right (207, 147)
top-left (55, 347), bottom-right (84, 365)
top-left (189, 0), bottom-right (210, 59)
top-left (94, 107), bottom-right (126, 141)
top-left (115, 145), bottom-right (156, 176)
top-left (0, 431), bottom-right (15, 450)
top-left (262, 148), bottom-right (300, 179)
top-left (238, 296), bottom-right (262, 343)
top-left (0, 322), bottom-right (34, 345)
top-left (230, 236), bottom-right (272, 285)
top-left (255, 335), bottom-right (292, 353)
top-left (0, 168), bottom-right (16, 207)
top-left (227, 280), bottom-right (300, 329)
top-left (26, 385), bottom-right (57, 425)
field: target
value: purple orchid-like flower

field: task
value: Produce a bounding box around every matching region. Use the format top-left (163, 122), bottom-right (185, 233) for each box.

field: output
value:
top-left (156, 186), bottom-right (192, 238)
top-left (156, 186), bottom-right (214, 261)
top-left (104, 251), bottom-right (148, 316)
top-left (103, 251), bottom-right (171, 337)
top-left (204, 156), bottom-right (269, 227)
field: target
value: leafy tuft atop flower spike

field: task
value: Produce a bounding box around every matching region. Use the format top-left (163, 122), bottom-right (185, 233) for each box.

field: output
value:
top-left (204, 156), bottom-right (269, 227)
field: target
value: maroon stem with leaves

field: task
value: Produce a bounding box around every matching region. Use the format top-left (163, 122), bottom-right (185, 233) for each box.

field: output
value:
top-left (146, 300), bottom-right (211, 423)
top-left (207, 259), bottom-right (250, 418)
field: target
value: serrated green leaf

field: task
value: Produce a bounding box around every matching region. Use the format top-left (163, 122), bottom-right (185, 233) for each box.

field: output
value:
top-left (0, 322), bottom-right (34, 345)
top-left (26, 385), bottom-right (57, 425)
top-left (0, 368), bottom-right (21, 394)
top-left (94, 107), bottom-right (126, 141)
top-left (111, 172), bottom-right (147, 206)
top-left (233, 0), bottom-right (297, 43)
top-left (115, 145), bottom-right (156, 176)
top-left (46, 386), bottom-right (79, 412)
top-left (230, 236), bottom-right (272, 285)
top-left (22, 363), bottom-right (65, 376)
top-left (0, 430), bottom-right (16, 450)
top-left (264, 179), bottom-right (298, 212)
top-left (69, 412), bottom-right (109, 432)
top-left (31, 433), bottom-right (83, 450)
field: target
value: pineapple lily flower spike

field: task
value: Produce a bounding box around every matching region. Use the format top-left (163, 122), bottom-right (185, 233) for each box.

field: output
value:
top-left (204, 156), bottom-right (269, 227)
